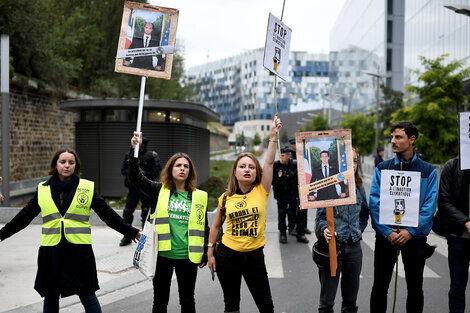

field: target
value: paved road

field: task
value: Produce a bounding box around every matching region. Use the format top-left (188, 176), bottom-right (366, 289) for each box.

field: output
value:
top-left (1, 152), bottom-right (467, 313)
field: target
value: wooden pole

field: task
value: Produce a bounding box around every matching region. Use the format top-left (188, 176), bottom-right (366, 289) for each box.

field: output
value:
top-left (326, 206), bottom-right (337, 276)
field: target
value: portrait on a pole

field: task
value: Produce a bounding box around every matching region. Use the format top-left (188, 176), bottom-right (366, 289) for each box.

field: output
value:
top-left (295, 129), bottom-right (356, 210)
top-left (115, 1), bottom-right (178, 80)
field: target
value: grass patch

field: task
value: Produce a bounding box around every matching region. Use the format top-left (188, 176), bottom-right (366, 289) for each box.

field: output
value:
top-left (199, 160), bottom-right (233, 211)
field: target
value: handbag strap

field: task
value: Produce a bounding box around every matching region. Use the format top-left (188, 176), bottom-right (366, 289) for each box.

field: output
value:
top-left (220, 192), bottom-right (227, 224)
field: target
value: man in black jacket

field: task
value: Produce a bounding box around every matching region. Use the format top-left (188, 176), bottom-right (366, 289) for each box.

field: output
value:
top-left (433, 156), bottom-right (470, 312)
top-left (119, 137), bottom-right (161, 246)
top-left (272, 147), bottom-right (308, 244)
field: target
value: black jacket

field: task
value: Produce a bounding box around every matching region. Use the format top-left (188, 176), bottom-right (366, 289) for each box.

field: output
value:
top-left (272, 159), bottom-right (298, 199)
top-left (122, 147), bottom-right (161, 188)
top-left (433, 157), bottom-right (470, 236)
top-left (0, 175), bottom-right (139, 297)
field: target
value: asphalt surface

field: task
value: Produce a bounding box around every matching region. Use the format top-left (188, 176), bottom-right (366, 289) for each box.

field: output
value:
top-left (0, 152), bottom-right (467, 312)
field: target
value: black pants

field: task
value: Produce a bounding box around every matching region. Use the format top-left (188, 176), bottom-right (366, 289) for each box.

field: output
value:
top-left (216, 244), bottom-right (274, 313)
top-left (370, 235), bottom-right (427, 313)
top-left (318, 241), bottom-right (362, 313)
top-left (123, 187), bottom-right (152, 231)
top-left (153, 256), bottom-right (198, 313)
top-left (276, 195), bottom-right (297, 234)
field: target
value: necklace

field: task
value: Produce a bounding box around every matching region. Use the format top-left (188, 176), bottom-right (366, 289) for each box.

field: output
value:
top-left (242, 185), bottom-right (253, 199)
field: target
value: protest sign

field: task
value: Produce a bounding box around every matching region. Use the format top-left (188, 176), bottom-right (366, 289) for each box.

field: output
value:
top-left (295, 129), bottom-right (356, 210)
top-left (379, 170), bottom-right (421, 227)
top-left (115, 1), bottom-right (178, 80)
top-left (459, 112), bottom-right (470, 170)
top-left (263, 13), bottom-right (292, 81)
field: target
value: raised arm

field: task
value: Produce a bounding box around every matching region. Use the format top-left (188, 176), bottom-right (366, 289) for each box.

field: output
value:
top-left (261, 116), bottom-right (282, 192)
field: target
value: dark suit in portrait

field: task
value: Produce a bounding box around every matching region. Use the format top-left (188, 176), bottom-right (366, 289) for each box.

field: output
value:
top-left (126, 35), bottom-right (164, 71)
top-left (309, 163), bottom-right (346, 201)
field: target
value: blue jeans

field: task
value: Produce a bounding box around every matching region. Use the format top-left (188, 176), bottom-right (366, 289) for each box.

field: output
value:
top-left (448, 235), bottom-right (470, 313)
top-left (216, 244), bottom-right (274, 313)
top-left (43, 294), bottom-right (101, 313)
top-left (370, 235), bottom-right (427, 313)
top-left (317, 240), bottom-right (362, 313)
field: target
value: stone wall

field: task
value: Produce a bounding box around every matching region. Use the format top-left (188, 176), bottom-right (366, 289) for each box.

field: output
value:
top-left (0, 87), bottom-right (78, 181)
top-left (210, 132), bottom-right (229, 152)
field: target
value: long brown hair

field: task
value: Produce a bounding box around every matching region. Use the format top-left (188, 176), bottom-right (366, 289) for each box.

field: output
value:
top-left (226, 152), bottom-right (262, 196)
top-left (353, 148), bottom-right (363, 188)
top-left (160, 153), bottom-right (197, 191)
top-left (49, 147), bottom-right (81, 176)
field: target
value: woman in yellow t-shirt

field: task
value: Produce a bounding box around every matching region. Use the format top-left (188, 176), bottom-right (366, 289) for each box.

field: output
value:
top-left (208, 116), bottom-right (282, 313)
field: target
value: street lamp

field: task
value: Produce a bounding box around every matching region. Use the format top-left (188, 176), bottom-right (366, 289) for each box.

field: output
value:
top-left (362, 70), bottom-right (389, 151)
top-left (444, 3), bottom-right (470, 16)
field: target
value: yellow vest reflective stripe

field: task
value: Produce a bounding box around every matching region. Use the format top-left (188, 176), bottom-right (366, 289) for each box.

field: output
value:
top-left (151, 186), bottom-right (207, 263)
top-left (38, 179), bottom-right (94, 246)
top-left (187, 189), bottom-right (207, 263)
top-left (153, 187), bottom-right (172, 250)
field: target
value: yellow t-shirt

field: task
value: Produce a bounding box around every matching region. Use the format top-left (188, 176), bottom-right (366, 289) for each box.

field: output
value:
top-left (219, 183), bottom-right (269, 252)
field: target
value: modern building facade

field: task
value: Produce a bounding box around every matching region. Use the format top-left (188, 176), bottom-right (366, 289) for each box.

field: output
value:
top-left (187, 48), bottom-right (330, 126)
top-left (329, 0), bottom-right (405, 112)
top-left (404, 1), bottom-right (470, 86)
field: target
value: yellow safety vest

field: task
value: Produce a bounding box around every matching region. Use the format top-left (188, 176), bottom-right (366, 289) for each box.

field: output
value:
top-left (38, 179), bottom-right (94, 246)
top-left (151, 186), bottom-right (208, 264)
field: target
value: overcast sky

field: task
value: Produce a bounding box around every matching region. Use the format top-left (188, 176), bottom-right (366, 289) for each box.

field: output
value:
top-left (148, 0), bottom-right (346, 69)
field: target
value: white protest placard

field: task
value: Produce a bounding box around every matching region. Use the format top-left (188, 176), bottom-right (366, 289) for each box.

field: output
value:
top-left (459, 112), bottom-right (470, 170)
top-left (263, 13), bottom-right (292, 81)
top-left (379, 170), bottom-right (421, 227)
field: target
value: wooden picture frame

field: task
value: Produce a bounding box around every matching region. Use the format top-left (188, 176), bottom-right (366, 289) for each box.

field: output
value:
top-left (115, 1), bottom-right (178, 80)
top-left (295, 129), bottom-right (357, 210)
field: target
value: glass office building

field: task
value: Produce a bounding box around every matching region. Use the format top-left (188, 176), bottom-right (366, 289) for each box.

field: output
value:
top-left (404, 0), bottom-right (470, 85)
top-left (329, 0), bottom-right (405, 112)
top-left (187, 48), bottom-right (330, 126)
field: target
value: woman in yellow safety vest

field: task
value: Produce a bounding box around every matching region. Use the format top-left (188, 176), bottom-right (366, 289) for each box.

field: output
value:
top-left (208, 116), bottom-right (282, 313)
top-left (0, 148), bottom-right (141, 313)
top-left (128, 132), bottom-right (209, 313)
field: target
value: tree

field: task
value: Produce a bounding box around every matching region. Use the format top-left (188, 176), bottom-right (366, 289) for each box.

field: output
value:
top-left (253, 132), bottom-right (261, 146)
top-left (0, 0), bottom-right (193, 100)
top-left (392, 54), bottom-right (470, 164)
top-left (298, 114), bottom-right (329, 132)
top-left (379, 84), bottom-right (404, 145)
top-left (338, 112), bottom-right (375, 155)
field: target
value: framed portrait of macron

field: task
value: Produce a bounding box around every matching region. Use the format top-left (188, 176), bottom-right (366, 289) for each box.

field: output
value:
top-left (115, 1), bottom-right (179, 80)
top-left (295, 129), bottom-right (357, 210)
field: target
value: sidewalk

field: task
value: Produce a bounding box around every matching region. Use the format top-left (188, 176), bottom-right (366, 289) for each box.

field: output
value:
top-left (0, 222), bottom-right (150, 313)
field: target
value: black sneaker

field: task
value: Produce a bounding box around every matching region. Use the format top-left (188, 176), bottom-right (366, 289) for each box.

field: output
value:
top-left (297, 235), bottom-right (309, 243)
top-left (304, 228), bottom-right (312, 235)
top-left (119, 237), bottom-right (132, 246)
top-left (279, 234), bottom-right (287, 244)
top-left (288, 228), bottom-right (297, 236)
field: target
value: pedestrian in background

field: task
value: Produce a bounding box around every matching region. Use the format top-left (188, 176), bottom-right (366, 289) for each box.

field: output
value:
top-left (433, 156), bottom-right (470, 313)
top-left (0, 148), bottom-right (140, 313)
top-left (272, 146), bottom-right (308, 244)
top-left (289, 138), bottom-right (311, 235)
top-left (315, 148), bottom-right (369, 313)
top-left (207, 116), bottom-right (282, 313)
top-left (120, 136), bottom-right (161, 246)
top-left (374, 147), bottom-right (384, 167)
top-left (128, 132), bottom-right (209, 313)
